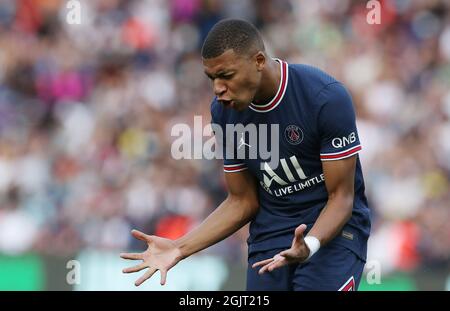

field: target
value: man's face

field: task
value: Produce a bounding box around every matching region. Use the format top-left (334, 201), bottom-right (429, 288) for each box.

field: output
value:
top-left (203, 49), bottom-right (262, 111)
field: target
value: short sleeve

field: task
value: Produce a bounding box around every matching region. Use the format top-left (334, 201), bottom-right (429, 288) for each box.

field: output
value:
top-left (210, 100), bottom-right (248, 172)
top-left (317, 83), bottom-right (362, 161)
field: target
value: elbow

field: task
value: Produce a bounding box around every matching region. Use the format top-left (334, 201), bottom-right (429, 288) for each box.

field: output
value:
top-left (227, 195), bottom-right (259, 222)
top-left (239, 197), bottom-right (259, 221)
top-left (246, 200), bottom-right (259, 218)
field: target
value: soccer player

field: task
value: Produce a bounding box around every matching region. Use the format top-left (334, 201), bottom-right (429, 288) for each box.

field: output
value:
top-left (120, 19), bottom-right (371, 291)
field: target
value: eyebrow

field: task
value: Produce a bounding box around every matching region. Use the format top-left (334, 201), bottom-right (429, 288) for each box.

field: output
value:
top-left (204, 70), bottom-right (234, 79)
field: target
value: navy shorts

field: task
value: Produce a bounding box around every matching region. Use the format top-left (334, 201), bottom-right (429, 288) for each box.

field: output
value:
top-left (247, 242), bottom-right (366, 291)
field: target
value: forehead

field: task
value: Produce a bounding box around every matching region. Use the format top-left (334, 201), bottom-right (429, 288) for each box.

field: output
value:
top-left (202, 49), bottom-right (247, 74)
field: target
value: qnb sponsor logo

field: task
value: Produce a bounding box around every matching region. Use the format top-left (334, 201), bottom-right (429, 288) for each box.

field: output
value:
top-left (332, 132), bottom-right (357, 149)
top-left (170, 116), bottom-right (280, 169)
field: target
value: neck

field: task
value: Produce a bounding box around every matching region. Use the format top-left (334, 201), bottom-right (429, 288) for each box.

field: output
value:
top-left (252, 58), bottom-right (281, 106)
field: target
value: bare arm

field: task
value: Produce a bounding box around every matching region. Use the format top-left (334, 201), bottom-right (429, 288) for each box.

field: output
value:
top-left (307, 155), bottom-right (355, 245)
top-left (120, 169), bottom-right (259, 286)
top-left (175, 170), bottom-right (259, 258)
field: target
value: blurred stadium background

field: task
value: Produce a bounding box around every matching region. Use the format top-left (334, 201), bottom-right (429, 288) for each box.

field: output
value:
top-left (0, 0), bottom-right (449, 291)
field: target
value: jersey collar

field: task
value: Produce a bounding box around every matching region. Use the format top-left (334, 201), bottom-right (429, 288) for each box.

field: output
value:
top-left (249, 58), bottom-right (288, 113)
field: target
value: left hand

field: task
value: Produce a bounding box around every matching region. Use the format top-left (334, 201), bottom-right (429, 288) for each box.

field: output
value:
top-left (252, 224), bottom-right (310, 274)
top-left (120, 230), bottom-right (182, 286)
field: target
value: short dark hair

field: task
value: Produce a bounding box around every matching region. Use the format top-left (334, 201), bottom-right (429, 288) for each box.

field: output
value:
top-left (201, 19), bottom-right (265, 59)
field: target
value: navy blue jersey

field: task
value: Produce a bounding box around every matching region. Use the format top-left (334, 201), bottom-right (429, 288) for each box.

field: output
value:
top-left (211, 60), bottom-right (371, 261)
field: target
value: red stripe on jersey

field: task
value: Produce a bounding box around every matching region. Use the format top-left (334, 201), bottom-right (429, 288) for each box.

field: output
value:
top-left (320, 145), bottom-right (362, 160)
top-left (223, 164), bottom-right (247, 172)
top-left (250, 60), bottom-right (288, 112)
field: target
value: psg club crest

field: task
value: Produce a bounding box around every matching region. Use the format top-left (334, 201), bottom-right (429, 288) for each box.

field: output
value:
top-left (284, 125), bottom-right (303, 145)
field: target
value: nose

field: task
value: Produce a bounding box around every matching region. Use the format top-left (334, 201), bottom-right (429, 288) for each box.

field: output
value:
top-left (213, 79), bottom-right (227, 97)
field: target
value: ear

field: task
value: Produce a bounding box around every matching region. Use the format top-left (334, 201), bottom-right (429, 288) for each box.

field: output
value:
top-left (255, 51), bottom-right (266, 72)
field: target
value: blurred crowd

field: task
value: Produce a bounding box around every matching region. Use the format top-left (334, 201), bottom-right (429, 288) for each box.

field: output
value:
top-left (0, 0), bottom-right (449, 276)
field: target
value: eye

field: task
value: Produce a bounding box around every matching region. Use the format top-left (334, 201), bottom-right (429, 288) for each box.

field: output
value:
top-left (222, 73), bottom-right (234, 80)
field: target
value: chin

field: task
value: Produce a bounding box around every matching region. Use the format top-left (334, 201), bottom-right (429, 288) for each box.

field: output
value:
top-left (233, 105), bottom-right (245, 112)
top-left (235, 102), bottom-right (250, 112)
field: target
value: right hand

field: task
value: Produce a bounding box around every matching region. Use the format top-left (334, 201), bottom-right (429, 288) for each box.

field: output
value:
top-left (251, 224), bottom-right (309, 274)
top-left (120, 229), bottom-right (183, 286)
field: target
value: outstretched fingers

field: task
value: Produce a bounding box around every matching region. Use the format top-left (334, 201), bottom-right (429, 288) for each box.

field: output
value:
top-left (160, 269), bottom-right (168, 286)
top-left (120, 252), bottom-right (143, 260)
top-left (266, 258), bottom-right (287, 272)
top-left (123, 263), bottom-right (147, 274)
top-left (131, 229), bottom-right (153, 242)
top-left (135, 268), bottom-right (158, 286)
top-left (293, 224), bottom-right (307, 243)
top-left (251, 257), bottom-right (274, 269)
top-left (256, 254), bottom-right (287, 274)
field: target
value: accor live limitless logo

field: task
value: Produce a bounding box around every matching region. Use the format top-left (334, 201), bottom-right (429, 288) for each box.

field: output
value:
top-left (259, 156), bottom-right (325, 197)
